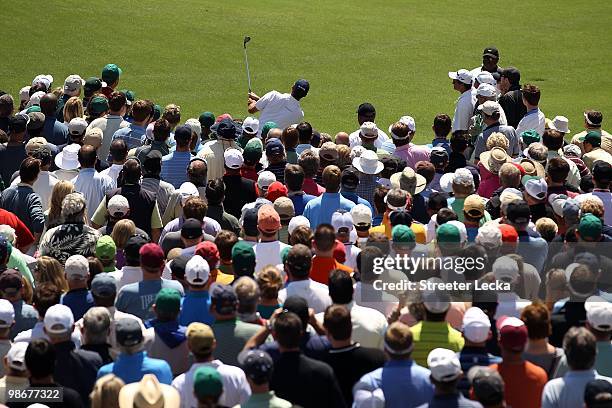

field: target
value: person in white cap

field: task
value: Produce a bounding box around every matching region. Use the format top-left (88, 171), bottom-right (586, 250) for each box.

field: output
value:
top-left (331, 210), bottom-right (361, 270)
top-left (221, 149), bottom-right (259, 220)
top-left (0, 342), bottom-right (29, 403)
top-left (473, 101), bottom-right (520, 162)
top-left (348, 103), bottom-right (390, 149)
top-left (449, 69), bottom-right (476, 133)
top-left (470, 83), bottom-right (508, 138)
top-left (239, 116), bottom-right (259, 147)
top-left (424, 348), bottom-right (482, 407)
top-left (56, 74), bottom-right (85, 122)
top-left (60, 254), bottom-right (94, 321)
top-left (178, 255), bottom-right (214, 326)
top-left (389, 117), bottom-right (431, 170)
top-left (351, 203), bottom-right (373, 245)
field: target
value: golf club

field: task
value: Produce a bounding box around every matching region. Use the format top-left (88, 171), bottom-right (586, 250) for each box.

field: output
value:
top-left (243, 36), bottom-right (252, 93)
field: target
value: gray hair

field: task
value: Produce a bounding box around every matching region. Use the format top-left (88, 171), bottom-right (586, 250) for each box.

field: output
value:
top-left (0, 225), bottom-right (16, 245)
top-left (83, 307), bottom-right (111, 345)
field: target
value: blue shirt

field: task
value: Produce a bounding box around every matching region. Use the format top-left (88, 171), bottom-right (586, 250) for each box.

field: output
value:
top-left (288, 192), bottom-right (316, 216)
top-left (43, 117), bottom-right (69, 145)
top-left (115, 279), bottom-right (185, 321)
top-left (302, 192), bottom-right (355, 228)
top-left (179, 291), bottom-right (214, 326)
top-left (427, 138), bottom-right (452, 155)
top-left (517, 231), bottom-right (549, 272)
top-left (61, 288), bottom-right (94, 321)
top-left (161, 151), bottom-right (194, 188)
top-left (341, 191), bottom-right (374, 213)
top-left (354, 359), bottom-right (434, 408)
top-left (97, 351), bottom-right (173, 385)
top-left (112, 123), bottom-right (147, 150)
top-left (10, 299), bottom-right (38, 340)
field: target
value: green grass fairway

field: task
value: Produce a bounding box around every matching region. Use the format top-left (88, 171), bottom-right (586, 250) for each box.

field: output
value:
top-left (2, 0), bottom-right (611, 143)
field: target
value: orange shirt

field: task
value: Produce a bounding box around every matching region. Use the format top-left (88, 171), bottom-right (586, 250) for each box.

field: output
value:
top-left (490, 361), bottom-right (547, 408)
top-left (310, 256), bottom-right (352, 285)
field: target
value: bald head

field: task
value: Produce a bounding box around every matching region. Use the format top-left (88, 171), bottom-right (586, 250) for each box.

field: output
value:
top-left (266, 128), bottom-right (283, 142)
top-left (188, 159), bottom-right (208, 187)
top-left (39, 93), bottom-right (58, 116)
top-left (78, 144), bottom-right (97, 168)
top-left (335, 132), bottom-right (349, 146)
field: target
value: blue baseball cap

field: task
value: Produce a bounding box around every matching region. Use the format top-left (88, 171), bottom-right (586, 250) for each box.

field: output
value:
top-left (293, 79), bottom-right (310, 97)
top-left (265, 138), bottom-right (284, 156)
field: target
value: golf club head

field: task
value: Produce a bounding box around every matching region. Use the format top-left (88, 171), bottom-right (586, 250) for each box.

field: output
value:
top-left (243, 36), bottom-right (251, 48)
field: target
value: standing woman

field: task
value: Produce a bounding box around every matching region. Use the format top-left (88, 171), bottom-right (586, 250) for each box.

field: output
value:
top-left (63, 96), bottom-right (85, 124)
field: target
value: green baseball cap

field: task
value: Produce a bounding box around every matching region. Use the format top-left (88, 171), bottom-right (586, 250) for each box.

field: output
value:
top-left (154, 288), bottom-right (182, 315)
top-left (25, 105), bottom-right (41, 114)
top-left (581, 131), bottom-right (601, 147)
top-left (95, 235), bottom-right (117, 262)
top-left (153, 104), bottom-right (162, 120)
top-left (243, 139), bottom-right (263, 163)
top-left (231, 241), bottom-right (256, 277)
top-left (578, 214), bottom-right (602, 241)
top-left (520, 129), bottom-right (540, 145)
top-left (392, 225), bottom-right (415, 243)
top-left (280, 246), bottom-right (291, 265)
top-left (102, 63), bottom-right (122, 83)
top-left (120, 89), bottom-right (135, 104)
top-left (199, 112), bottom-right (215, 127)
top-left (89, 95), bottom-right (109, 114)
top-left (437, 223), bottom-right (461, 243)
top-left (84, 77), bottom-right (104, 94)
top-left (194, 366), bottom-right (223, 398)
top-left (261, 121), bottom-right (278, 138)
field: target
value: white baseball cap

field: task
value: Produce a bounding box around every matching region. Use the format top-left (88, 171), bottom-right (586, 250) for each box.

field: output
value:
top-left (28, 91), bottom-right (46, 107)
top-left (19, 86), bottom-right (31, 102)
top-left (478, 101), bottom-right (501, 116)
top-left (462, 307), bottom-right (491, 343)
top-left (548, 193), bottom-right (569, 217)
top-left (331, 211), bottom-right (354, 233)
top-left (388, 115), bottom-right (416, 135)
top-left (32, 74), bottom-right (54, 90)
top-left (476, 83), bottom-right (497, 98)
top-left (185, 118), bottom-right (202, 138)
top-left (475, 224), bottom-right (502, 249)
top-left (108, 194), bottom-right (130, 218)
top-left (359, 122), bottom-right (379, 138)
top-left (448, 69), bottom-right (473, 85)
top-left (44, 304), bottom-right (74, 334)
top-left (242, 117), bottom-right (260, 135)
top-left (427, 348), bottom-right (462, 382)
top-left (68, 117), bottom-right (88, 136)
top-left (585, 296), bottom-right (612, 332)
top-left (6, 342), bottom-right (28, 372)
top-left (440, 168), bottom-right (474, 193)
top-left (257, 171), bottom-right (276, 190)
top-left (178, 182), bottom-right (199, 205)
top-left (63, 75), bottom-right (85, 96)
top-left (185, 255), bottom-right (210, 286)
top-left (351, 204), bottom-right (373, 227)
top-left (476, 71), bottom-right (496, 86)
top-left (288, 216), bottom-right (310, 235)
top-left (551, 116), bottom-right (570, 134)
top-left (0, 299), bottom-right (15, 328)
top-left (492, 256), bottom-right (519, 283)
top-left (65, 254), bottom-right (89, 280)
top-left (224, 148), bottom-right (244, 169)
top-left (523, 177), bottom-right (548, 200)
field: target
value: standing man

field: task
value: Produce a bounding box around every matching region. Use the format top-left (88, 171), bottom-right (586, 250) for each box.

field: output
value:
top-left (87, 91), bottom-right (129, 161)
top-left (71, 145), bottom-right (114, 220)
top-left (516, 84), bottom-right (546, 136)
top-left (40, 93), bottom-right (69, 146)
top-left (197, 118), bottom-right (241, 181)
top-left (470, 46), bottom-right (503, 79)
top-left (161, 125), bottom-right (194, 188)
top-left (571, 110), bottom-right (612, 155)
top-left (449, 69), bottom-right (475, 133)
top-left (498, 67), bottom-right (527, 128)
top-left (111, 99), bottom-right (154, 151)
top-left (56, 75), bottom-right (84, 122)
top-left (100, 63), bottom-right (122, 98)
top-left (348, 103), bottom-right (390, 148)
top-left (247, 79), bottom-right (309, 134)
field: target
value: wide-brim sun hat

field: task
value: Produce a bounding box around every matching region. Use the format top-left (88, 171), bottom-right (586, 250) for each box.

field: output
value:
top-left (54, 144), bottom-right (80, 170)
top-left (352, 151), bottom-right (384, 175)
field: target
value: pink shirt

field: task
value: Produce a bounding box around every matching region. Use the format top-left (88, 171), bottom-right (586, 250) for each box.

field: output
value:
top-left (477, 163), bottom-right (501, 199)
top-left (393, 143), bottom-right (431, 169)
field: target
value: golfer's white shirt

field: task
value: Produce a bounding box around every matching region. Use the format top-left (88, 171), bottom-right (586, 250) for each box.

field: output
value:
top-left (452, 90), bottom-right (475, 133)
top-left (516, 108), bottom-right (546, 137)
top-left (349, 128), bottom-right (390, 148)
top-left (255, 91), bottom-right (304, 134)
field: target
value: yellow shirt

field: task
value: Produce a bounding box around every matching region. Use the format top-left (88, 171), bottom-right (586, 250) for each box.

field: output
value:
top-left (369, 212), bottom-right (426, 244)
top-left (410, 320), bottom-right (465, 366)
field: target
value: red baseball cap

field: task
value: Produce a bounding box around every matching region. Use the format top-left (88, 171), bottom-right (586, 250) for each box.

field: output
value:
top-left (195, 241), bottom-right (220, 269)
top-left (496, 316), bottom-right (527, 352)
top-left (215, 113), bottom-right (233, 123)
top-left (498, 224), bottom-right (518, 243)
top-left (266, 182), bottom-right (288, 203)
top-left (333, 239), bottom-right (346, 263)
top-left (139, 243), bottom-right (165, 270)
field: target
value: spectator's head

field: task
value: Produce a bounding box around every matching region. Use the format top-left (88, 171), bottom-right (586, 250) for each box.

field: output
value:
top-left (585, 379), bottom-right (612, 408)
top-left (520, 302), bottom-right (551, 340)
top-left (433, 113), bottom-right (452, 138)
top-left (116, 317), bottom-right (145, 354)
top-left (592, 161), bottom-right (611, 190)
top-left (234, 276), bottom-right (260, 316)
top-left (585, 296), bottom-right (612, 341)
top-left (497, 316), bottom-right (528, 355)
top-left (498, 163), bottom-right (521, 188)
top-left (583, 131), bottom-right (602, 153)
top-left (153, 118), bottom-right (171, 142)
top-left (257, 204), bottom-right (281, 240)
top-left (8, 113), bottom-right (28, 140)
top-left (91, 273), bottom-right (118, 307)
top-left (186, 322), bottom-right (216, 362)
top-left (25, 339), bottom-right (56, 380)
top-left (323, 304), bottom-right (352, 343)
top-left (130, 99), bottom-right (154, 124)
top-left (180, 217), bottom-right (204, 248)
top-left (285, 244), bottom-right (312, 280)
top-left (193, 366), bottom-right (223, 406)
top-left (241, 207), bottom-right (259, 239)
top-left (174, 125), bottom-right (193, 149)
top-left (65, 254), bottom-right (90, 290)
top-left (356, 102), bottom-right (376, 125)
top-left (577, 214), bottom-right (603, 243)
top-left (313, 224), bottom-right (336, 256)
top-left (81, 307), bottom-right (111, 346)
top-left (462, 307), bottom-right (491, 346)
top-left (281, 125), bottom-right (299, 149)
top-left (19, 157), bottom-right (41, 185)
top-left (272, 311), bottom-right (303, 350)
top-left (584, 110), bottom-right (603, 129)
top-left (328, 269), bottom-right (353, 304)
top-left (142, 149), bottom-right (162, 176)
top-left (284, 164), bottom-right (305, 192)
top-left (356, 246), bottom-right (383, 283)
top-left (256, 266), bottom-right (283, 301)
top-left (3, 342), bottom-right (28, 378)
top-left (564, 326), bottom-right (597, 371)
top-left (322, 165), bottom-right (342, 192)
top-left (210, 284), bottom-right (238, 318)
top-left (162, 104), bottom-right (181, 127)
top-left (0, 94), bottom-right (14, 117)
top-left (427, 348), bottom-right (463, 392)
top-left (289, 224), bottom-right (313, 247)
top-left (111, 220), bottom-right (138, 251)
top-left (183, 197), bottom-right (208, 222)
top-left (296, 122), bottom-right (313, 144)
top-left (108, 91), bottom-right (127, 114)
top-left (90, 374), bottom-right (125, 408)
top-left (0, 269), bottom-right (25, 302)
top-left (521, 84), bottom-right (541, 107)
top-left (139, 243), bottom-right (165, 275)
top-left (205, 178), bottom-right (225, 205)
top-left (546, 157), bottom-right (570, 185)
top-left (109, 139), bottom-right (128, 164)
top-left (542, 128), bottom-right (565, 151)
top-left (505, 200), bottom-right (531, 230)
top-left (33, 282), bottom-right (61, 318)
top-left (39, 93), bottom-right (58, 117)
top-left (152, 288), bottom-right (182, 322)
top-left (291, 79), bottom-right (309, 100)
top-left (535, 217), bottom-right (558, 242)
top-left (43, 304), bottom-right (74, 343)
top-left (231, 241), bottom-right (256, 278)
top-left (298, 150), bottom-right (320, 178)
top-left (237, 349), bottom-right (275, 387)
top-left (121, 157), bottom-right (142, 185)
top-left (384, 322), bottom-right (414, 360)
top-left (373, 185), bottom-right (390, 216)
top-left (214, 230), bottom-right (238, 263)
top-left (187, 158), bottom-right (208, 187)
top-left (77, 144), bottom-right (97, 168)
top-left (468, 366), bottom-right (505, 408)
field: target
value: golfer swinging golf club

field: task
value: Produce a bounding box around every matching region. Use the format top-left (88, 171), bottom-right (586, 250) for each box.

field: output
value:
top-left (247, 77), bottom-right (310, 136)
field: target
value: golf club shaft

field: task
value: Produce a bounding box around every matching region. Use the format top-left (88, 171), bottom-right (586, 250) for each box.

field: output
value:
top-left (243, 46), bottom-right (252, 93)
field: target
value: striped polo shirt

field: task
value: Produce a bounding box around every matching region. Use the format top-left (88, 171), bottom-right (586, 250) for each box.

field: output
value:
top-left (161, 151), bottom-right (194, 188)
top-left (410, 320), bottom-right (465, 366)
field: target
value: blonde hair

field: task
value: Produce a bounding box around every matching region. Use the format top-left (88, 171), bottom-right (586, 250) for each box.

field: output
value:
top-left (256, 266), bottom-right (283, 300)
top-left (535, 217), bottom-right (558, 242)
top-left (111, 219), bottom-right (136, 249)
top-left (36, 256), bottom-right (69, 292)
top-left (336, 145), bottom-right (352, 169)
top-left (48, 181), bottom-right (75, 227)
top-left (545, 268), bottom-right (569, 311)
top-left (580, 197), bottom-right (605, 219)
top-left (63, 97), bottom-right (84, 123)
top-left (234, 276), bottom-right (260, 305)
top-left (90, 374), bottom-right (124, 408)
top-left (486, 132), bottom-right (509, 151)
top-left (162, 104), bottom-right (181, 126)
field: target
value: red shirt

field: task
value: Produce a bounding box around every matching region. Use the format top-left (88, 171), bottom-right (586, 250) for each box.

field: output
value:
top-left (490, 361), bottom-right (547, 408)
top-left (310, 256), bottom-right (352, 285)
top-left (240, 166), bottom-right (258, 182)
top-left (302, 178), bottom-right (325, 197)
top-left (0, 209), bottom-right (34, 250)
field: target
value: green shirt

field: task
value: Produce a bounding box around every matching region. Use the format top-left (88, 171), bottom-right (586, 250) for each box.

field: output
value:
top-left (450, 197), bottom-right (492, 225)
top-left (8, 248), bottom-right (33, 286)
top-left (238, 391), bottom-right (293, 408)
top-left (595, 341), bottom-right (612, 377)
top-left (410, 320), bottom-right (465, 366)
top-left (211, 319), bottom-right (262, 366)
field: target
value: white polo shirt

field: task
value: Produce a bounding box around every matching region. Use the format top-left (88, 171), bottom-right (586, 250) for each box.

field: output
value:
top-left (348, 128), bottom-right (391, 148)
top-left (255, 91), bottom-right (304, 134)
top-left (278, 279), bottom-right (332, 314)
top-left (452, 90), bottom-right (475, 133)
top-left (516, 108), bottom-right (546, 137)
